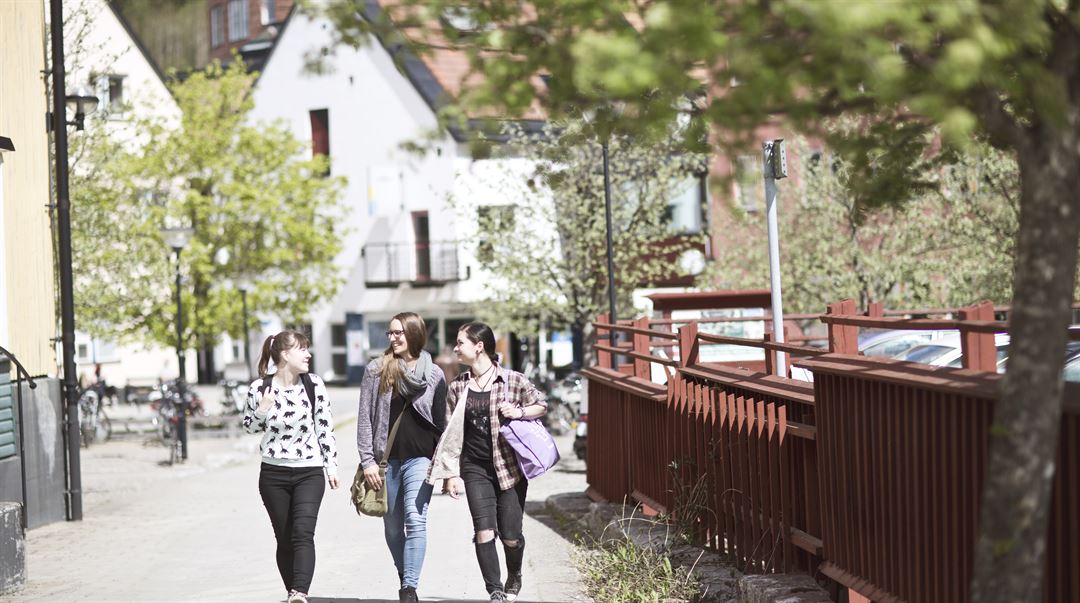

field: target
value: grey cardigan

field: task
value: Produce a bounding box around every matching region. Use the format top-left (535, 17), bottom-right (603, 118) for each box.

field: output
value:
top-left (356, 356), bottom-right (447, 469)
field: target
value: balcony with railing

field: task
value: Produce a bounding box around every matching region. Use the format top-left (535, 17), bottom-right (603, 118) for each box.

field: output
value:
top-left (362, 241), bottom-right (469, 287)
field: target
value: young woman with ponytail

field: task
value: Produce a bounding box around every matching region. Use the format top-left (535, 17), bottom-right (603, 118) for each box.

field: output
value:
top-left (243, 329), bottom-right (339, 603)
top-left (427, 322), bottom-right (547, 602)
top-left (356, 312), bottom-right (447, 603)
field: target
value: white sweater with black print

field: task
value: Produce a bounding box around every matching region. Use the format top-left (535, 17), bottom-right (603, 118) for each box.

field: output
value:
top-left (243, 374), bottom-right (339, 476)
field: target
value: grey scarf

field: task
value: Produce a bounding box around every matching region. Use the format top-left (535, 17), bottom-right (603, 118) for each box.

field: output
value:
top-left (396, 350), bottom-right (432, 397)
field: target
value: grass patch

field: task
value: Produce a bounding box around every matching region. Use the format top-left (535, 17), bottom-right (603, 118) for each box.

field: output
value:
top-left (574, 508), bottom-right (701, 603)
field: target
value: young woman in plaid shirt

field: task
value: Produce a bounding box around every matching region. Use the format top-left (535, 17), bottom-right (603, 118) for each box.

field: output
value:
top-left (428, 322), bottom-right (548, 602)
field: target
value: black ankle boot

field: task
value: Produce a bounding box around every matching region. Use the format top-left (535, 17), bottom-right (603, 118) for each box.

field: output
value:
top-left (398, 586), bottom-right (418, 603)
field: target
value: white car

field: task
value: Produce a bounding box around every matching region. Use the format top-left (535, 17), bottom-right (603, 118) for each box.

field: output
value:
top-left (898, 333), bottom-right (1010, 372)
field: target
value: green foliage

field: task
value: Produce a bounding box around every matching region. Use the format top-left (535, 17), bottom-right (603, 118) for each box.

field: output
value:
top-left (699, 134), bottom-right (1063, 312)
top-left (71, 60), bottom-right (348, 349)
top-left (452, 121), bottom-right (706, 341)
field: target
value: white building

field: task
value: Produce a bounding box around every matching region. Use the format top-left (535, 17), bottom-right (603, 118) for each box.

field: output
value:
top-left (248, 5), bottom-right (544, 382)
top-left (63, 0), bottom-right (189, 388)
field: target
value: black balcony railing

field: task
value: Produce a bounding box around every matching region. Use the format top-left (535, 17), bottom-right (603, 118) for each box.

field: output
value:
top-left (363, 241), bottom-right (469, 286)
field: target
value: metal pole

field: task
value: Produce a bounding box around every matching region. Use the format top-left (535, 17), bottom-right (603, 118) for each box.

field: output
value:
top-left (763, 141), bottom-right (786, 376)
top-left (173, 247), bottom-right (188, 461)
top-left (240, 288), bottom-right (251, 377)
top-left (50, 0), bottom-right (84, 521)
top-left (602, 141), bottom-right (617, 366)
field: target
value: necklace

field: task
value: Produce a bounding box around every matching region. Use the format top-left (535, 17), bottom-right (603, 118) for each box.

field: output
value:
top-left (472, 363), bottom-right (496, 391)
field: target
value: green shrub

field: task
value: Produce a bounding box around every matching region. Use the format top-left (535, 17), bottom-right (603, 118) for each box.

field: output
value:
top-left (575, 530), bottom-right (700, 603)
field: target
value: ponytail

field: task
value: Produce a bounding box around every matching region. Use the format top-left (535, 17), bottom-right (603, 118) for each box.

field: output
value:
top-left (458, 322), bottom-right (498, 363)
top-left (256, 330), bottom-right (312, 377)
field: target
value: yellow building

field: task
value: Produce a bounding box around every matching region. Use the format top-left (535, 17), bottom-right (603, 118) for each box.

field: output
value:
top-left (0, 1), bottom-right (58, 377)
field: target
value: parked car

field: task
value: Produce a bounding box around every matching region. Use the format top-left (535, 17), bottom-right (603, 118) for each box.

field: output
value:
top-left (1063, 341), bottom-right (1080, 382)
top-left (859, 329), bottom-right (952, 359)
top-left (898, 333), bottom-right (1010, 372)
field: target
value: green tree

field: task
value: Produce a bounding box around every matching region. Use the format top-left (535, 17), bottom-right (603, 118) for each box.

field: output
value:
top-left (455, 122), bottom-right (705, 361)
top-left (321, 2), bottom-right (1080, 599)
top-left (702, 137), bottom-right (1066, 312)
top-left (71, 60), bottom-right (348, 378)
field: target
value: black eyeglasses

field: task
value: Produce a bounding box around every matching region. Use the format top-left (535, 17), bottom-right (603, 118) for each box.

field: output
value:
top-left (385, 329), bottom-right (406, 339)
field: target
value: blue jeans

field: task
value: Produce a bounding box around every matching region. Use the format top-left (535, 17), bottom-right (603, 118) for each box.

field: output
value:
top-left (383, 457), bottom-right (434, 589)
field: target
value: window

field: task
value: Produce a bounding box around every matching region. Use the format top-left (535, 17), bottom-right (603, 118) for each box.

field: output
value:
top-left (260, 0), bottom-right (275, 25)
top-left (332, 353), bottom-right (347, 377)
top-left (734, 155), bottom-right (762, 212)
top-left (330, 323), bottom-right (346, 347)
top-left (108, 76), bottom-right (124, 113)
top-left (231, 343), bottom-right (241, 359)
top-left (227, 0), bottom-right (248, 42)
top-left (78, 344), bottom-right (90, 362)
top-left (413, 211), bottom-right (431, 281)
top-left (665, 175), bottom-right (706, 234)
top-left (368, 320), bottom-right (391, 354)
top-left (309, 109), bottom-right (330, 175)
top-left (210, 5), bottom-right (225, 47)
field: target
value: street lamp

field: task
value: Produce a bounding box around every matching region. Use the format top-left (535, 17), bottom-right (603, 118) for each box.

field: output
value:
top-left (161, 225), bottom-right (193, 461)
top-left (48, 0), bottom-right (102, 521)
top-left (236, 277), bottom-right (254, 378)
top-left (582, 104), bottom-right (624, 365)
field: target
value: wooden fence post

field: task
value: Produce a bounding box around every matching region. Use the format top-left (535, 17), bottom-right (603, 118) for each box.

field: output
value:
top-left (865, 302), bottom-right (884, 318)
top-left (633, 317), bottom-right (651, 379)
top-left (678, 320), bottom-right (699, 368)
top-left (960, 300), bottom-right (996, 371)
top-left (597, 313), bottom-right (612, 369)
top-left (764, 332), bottom-right (775, 375)
top-left (826, 299), bottom-right (859, 354)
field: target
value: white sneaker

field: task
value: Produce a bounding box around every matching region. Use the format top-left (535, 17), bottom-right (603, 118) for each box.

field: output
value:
top-left (288, 590), bottom-right (308, 603)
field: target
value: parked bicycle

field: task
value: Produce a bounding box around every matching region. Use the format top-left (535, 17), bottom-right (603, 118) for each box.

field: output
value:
top-left (78, 386), bottom-right (112, 447)
top-left (543, 373), bottom-right (581, 436)
top-left (220, 379), bottom-right (247, 414)
top-left (147, 379), bottom-right (202, 465)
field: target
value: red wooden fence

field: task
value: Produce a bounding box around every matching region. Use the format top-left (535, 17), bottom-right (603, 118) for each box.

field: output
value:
top-left (584, 299), bottom-right (1080, 602)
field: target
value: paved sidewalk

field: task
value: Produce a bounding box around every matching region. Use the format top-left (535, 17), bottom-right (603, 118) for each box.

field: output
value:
top-left (12, 387), bottom-right (588, 602)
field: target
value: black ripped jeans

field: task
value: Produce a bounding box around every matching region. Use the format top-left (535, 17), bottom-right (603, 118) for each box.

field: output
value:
top-left (462, 457), bottom-right (528, 594)
top-left (258, 464), bottom-right (326, 594)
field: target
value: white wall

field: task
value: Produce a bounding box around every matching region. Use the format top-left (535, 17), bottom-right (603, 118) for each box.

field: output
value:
top-left (250, 11), bottom-right (490, 376)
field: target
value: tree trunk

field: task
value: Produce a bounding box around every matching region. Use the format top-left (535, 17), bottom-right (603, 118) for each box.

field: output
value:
top-left (970, 140), bottom-right (1080, 602)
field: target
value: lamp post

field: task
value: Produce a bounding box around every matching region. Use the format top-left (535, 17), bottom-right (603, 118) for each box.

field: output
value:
top-left (601, 140), bottom-right (617, 359)
top-left (582, 104), bottom-right (624, 366)
top-left (161, 226), bottom-right (192, 461)
top-left (237, 279), bottom-right (253, 378)
top-left (49, 0), bottom-right (100, 522)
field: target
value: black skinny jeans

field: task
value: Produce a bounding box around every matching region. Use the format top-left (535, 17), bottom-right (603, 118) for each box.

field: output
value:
top-left (258, 463), bottom-right (326, 594)
top-left (462, 457), bottom-right (528, 594)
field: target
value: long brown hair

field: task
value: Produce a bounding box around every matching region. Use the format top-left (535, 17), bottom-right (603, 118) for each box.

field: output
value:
top-left (379, 312), bottom-right (427, 394)
top-left (257, 329), bottom-right (311, 377)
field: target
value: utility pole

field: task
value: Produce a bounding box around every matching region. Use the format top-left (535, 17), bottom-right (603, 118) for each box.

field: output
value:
top-left (49, 0), bottom-right (84, 521)
top-left (763, 139), bottom-right (788, 377)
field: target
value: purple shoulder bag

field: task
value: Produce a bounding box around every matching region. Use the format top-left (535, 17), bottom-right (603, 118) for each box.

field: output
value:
top-left (499, 418), bottom-right (560, 480)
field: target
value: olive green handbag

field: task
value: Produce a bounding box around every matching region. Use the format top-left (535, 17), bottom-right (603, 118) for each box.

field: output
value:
top-left (350, 411), bottom-right (404, 517)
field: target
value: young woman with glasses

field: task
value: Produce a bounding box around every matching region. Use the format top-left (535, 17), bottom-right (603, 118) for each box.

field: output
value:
top-left (356, 313), bottom-right (448, 603)
top-left (428, 322), bottom-right (547, 602)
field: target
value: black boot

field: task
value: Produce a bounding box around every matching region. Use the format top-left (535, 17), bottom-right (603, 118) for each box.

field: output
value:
top-left (398, 586), bottom-right (418, 603)
top-left (474, 539), bottom-right (503, 595)
top-left (503, 539), bottom-right (524, 601)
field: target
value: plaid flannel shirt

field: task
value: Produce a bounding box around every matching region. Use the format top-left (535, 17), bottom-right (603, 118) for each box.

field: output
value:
top-left (428, 364), bottom-right (547, 491)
